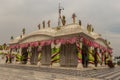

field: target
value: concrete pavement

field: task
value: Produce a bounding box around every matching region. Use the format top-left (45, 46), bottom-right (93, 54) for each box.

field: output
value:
top-left (0, 64), bottom-right (98, 80)
top-left (0, 62), bottom-right (119, 80)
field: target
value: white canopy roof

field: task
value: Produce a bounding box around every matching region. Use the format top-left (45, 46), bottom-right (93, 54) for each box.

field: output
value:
top-left (9, 24), bottom-right (101, 44)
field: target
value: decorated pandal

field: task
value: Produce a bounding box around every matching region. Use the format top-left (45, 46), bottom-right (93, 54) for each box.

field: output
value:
top-left (9, 15), bottom-right (112, 68)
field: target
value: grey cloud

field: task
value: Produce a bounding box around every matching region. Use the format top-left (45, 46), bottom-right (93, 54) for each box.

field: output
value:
top-left (0, 0), bottom-right (120, 56)
top-left (108, 24), bottom-right (120, 34)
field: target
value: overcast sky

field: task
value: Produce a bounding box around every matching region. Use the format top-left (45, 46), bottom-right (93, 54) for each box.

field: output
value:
top-left (0, 0), bottom-right (120, 56)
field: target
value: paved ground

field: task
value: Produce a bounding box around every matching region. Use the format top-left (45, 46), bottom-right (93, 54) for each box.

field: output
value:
top-left (0, 64), bottom-right (88, 80)
top-left (0, 64), bottom-right (120, 80)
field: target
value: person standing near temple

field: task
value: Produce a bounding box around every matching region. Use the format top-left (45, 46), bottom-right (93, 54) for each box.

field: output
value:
top-left (104, 53), bottom-right (107, 65)
top-left (82, 44), bottom-right (89, 68)
top-left (9, 54), bottom-right (12, 63)
top-left (94, 48), bottom-right (98, 67)
top-left (5, 54), bottom-right (9, 63)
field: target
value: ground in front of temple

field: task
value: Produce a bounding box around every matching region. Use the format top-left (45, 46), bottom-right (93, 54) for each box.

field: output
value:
top-left (0, 63), bottom-right (120, 80)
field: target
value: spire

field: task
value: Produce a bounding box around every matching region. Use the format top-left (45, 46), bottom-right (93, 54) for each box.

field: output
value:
top-left (47, 20), bottom-right (51, 27)
top-left (58, 2), bottom-right (64, 27)
top-left (72, 13), bottom-right (76, 24)
top-left (38, 24), bottom-right (40, 30)
top-left (42, 20), bottom-right (45, 28)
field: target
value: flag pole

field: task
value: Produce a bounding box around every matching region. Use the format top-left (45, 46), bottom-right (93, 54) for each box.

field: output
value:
top-left (58, 2), bottom-right (64, 27)
top-left (58, 2), bottom-right (61, 27)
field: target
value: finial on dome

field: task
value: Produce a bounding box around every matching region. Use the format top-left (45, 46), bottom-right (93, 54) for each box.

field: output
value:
top-left (22, 28), bottom-right (25, 35)
top-left (79, 20), bottom-right (81, 26)
top-left (42, 21), bottom-right (45, 28)
top-left (11, 36), bottom-right (14, 40)
top-left (47, 20), bottom-right (51, 27)
top-left (87, 24), bottom-right (93, 33)
top-left (20, 35), bottom-right (22, 38)
top-left (72, 13), bottom-right (76, 24)
top-left (61, 15), bottom-right (66, 26)
top-left (38, 24), bottom-right (40, 30)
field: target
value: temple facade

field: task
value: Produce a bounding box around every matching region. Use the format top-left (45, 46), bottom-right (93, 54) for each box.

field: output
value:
top-left (9, 23), bottom-right (112, 68)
